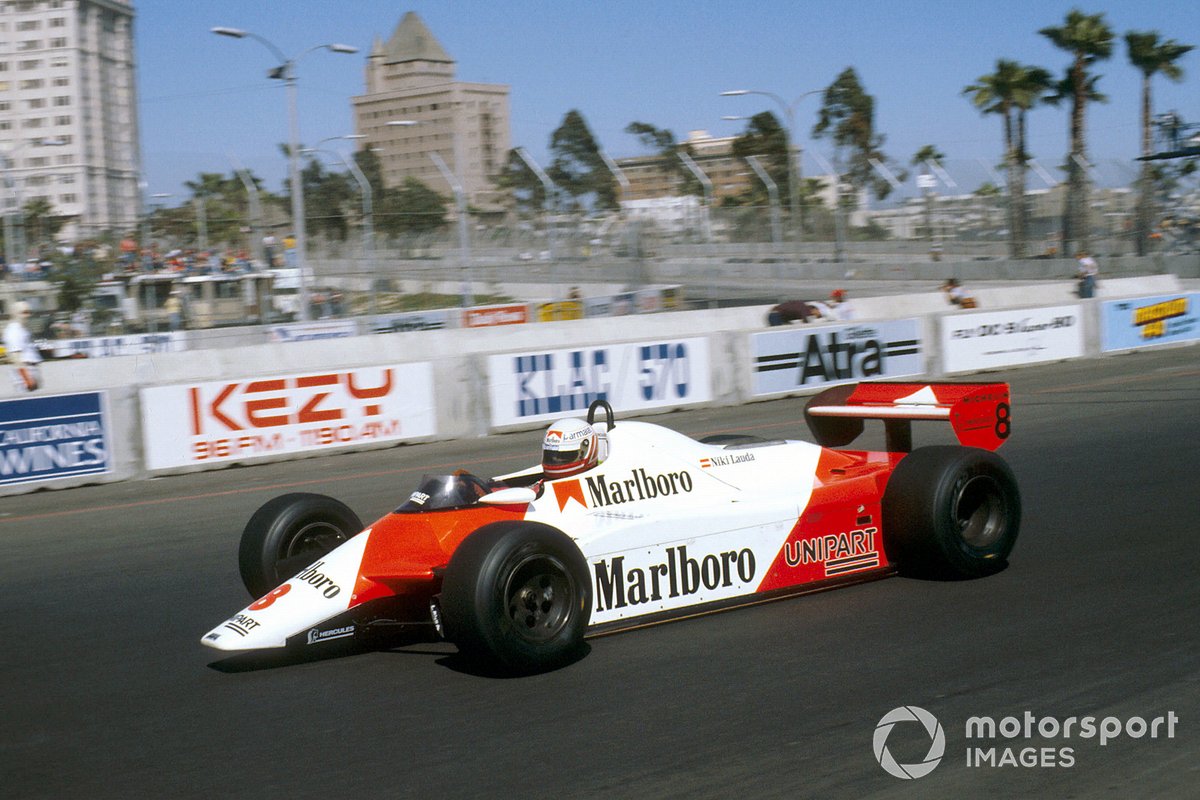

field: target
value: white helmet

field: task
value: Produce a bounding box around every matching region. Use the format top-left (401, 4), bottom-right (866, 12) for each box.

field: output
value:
top-left (542, 418), bottom-right (605, 480)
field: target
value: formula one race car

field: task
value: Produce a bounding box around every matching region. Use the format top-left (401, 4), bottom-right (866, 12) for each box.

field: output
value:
top-left (202, 382), bottom-right (1020, 673)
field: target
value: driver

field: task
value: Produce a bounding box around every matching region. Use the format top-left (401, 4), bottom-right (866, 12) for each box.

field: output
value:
top-left (542, 418), bottom-right (607, 480)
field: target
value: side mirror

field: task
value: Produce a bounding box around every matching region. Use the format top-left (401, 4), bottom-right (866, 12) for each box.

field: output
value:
top-left (478, 487), bottom-right (538, 506)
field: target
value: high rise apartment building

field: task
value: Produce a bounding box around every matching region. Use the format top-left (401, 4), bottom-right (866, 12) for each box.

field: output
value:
top-left (0, 0), bottom-right (140, 245)
top-left (352, 12), bottom-right (510, 209)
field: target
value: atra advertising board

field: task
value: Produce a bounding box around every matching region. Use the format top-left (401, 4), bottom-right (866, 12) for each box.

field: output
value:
top-left (940, 305), bottom-right (1084, 374)
top-left (751, 319), bottom-right (925, 396)
top-left (140, 364), bottom-right (436, 470)
top-left (0, 391), bottom-right (112, 487)
top-left (488, 337), bottom-right (712, 426)
top-left (1101, 292), bottom-right (1199, 352)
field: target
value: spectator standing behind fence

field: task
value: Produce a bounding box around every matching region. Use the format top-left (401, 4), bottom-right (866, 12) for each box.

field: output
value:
top-left (1075, 252), bottom-right (1098, 298)
top-left (942, 278), bottom-right (978, 308)
top-left (283, 234), bottom-right (297, 268)
top-left (4, 301), bottom-right (42, 391)
top-left (165, 290), bottom-right (184, 331)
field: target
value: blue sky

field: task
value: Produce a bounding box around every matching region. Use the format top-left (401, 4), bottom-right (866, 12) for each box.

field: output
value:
top-left (137, 0), bottom-right (1200, 200)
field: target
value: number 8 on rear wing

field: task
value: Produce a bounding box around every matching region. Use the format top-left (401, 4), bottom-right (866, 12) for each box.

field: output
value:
top-left (804, 382), bottom-right (1011, 452)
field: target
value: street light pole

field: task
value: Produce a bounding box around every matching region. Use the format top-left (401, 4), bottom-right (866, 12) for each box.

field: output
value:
top-left (212, 27), bottom-right (358, 322)
top-left (721, 88), bottom-right (821, 248)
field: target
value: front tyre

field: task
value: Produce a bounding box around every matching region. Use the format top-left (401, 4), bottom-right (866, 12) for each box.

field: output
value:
top-left (238, 493), bottom-right (363, 599)
top-left (441, 522), bottom-right (591, 674)
top-left (882, 446), bottom-right (1020, 579)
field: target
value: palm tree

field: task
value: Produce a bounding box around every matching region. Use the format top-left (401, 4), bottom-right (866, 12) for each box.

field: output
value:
top-left (964, 60), bottom-right (1025, 257)
top-left (1039, 10), bottom-right (1114, 255)
top-left (1009, 66), bottom-right (1055, 257)
top-left (1126, 31), bottom-right (1193, 256)
top-left (911, 145), bottom-right (946, 245)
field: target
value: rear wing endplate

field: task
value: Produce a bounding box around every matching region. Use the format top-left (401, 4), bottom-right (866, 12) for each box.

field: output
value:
top-left (804, 382), bottom-right (1011, 452)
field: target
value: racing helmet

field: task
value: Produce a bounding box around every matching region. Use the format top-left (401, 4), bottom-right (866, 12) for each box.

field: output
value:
top-left (542, 418), bottom-right (605, 479)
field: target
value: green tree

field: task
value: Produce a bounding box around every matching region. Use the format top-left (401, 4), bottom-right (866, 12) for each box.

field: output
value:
top-left (22, 198), bottom-right (65, 253)
top-left (548, 110), bottom-right (616, 211)
top-left (300, 156), bottom-right (355, 242)
top-left (730, 111), bottom-right (791, 207)
top-left (1040, 9), bottom-right (1114, 254)
top-left (182, 169), bottom-right (269, 251)
top-left (812, 68), bottom-right (903, 260)
top-left (353, 147), bottom-right (386, 199)
top-left (376, 177), bottom-right (448, 238)
top-left (492, 148), bottom-right (547, 214)
top-left (812, 68), bottom-right (902, 201)
top-left (1125, 30), bottom-right (1193, 255)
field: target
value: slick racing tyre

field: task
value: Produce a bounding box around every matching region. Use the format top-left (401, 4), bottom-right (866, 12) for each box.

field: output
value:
top-left (238, 493), bottom-right (363, 599)
top-left (882, 446), bottom-right (1020, 579)
top-left (441, 522), bottom-right (591, 674)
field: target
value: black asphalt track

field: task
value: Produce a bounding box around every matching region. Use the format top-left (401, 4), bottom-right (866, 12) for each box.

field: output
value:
top-left (1, 345), bottom-right (1196, 799)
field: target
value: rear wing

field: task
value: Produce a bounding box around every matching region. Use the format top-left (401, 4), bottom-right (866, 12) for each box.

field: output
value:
top-left (804, 382), bottom-right (1011, 452)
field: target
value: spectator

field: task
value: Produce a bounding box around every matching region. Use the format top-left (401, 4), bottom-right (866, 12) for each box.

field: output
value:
top-left (263, 234), bottom-right (278, 268)
top-left (283, 234), bottom-right (297, 268)
top-left (825, 288), bottom-right (850, 318)
top-left (767, 297), bottom-right (842, 326)
top-left (942, 278), bottom-right (978, 308)
top-left (1075, 252), bottom-right (1098, 298)
top-left (4, 301), bottom-right (42, 391)
top-left (165, 290), bottom-right (184, 331)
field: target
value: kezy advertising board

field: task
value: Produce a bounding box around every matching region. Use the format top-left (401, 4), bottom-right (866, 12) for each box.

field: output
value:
top-left (488, 338), bottom-right (711, 426)
top-left (940, 305), bottom-right (1083, 373)
top-left (140, 364), bottom-right (435, 470)
top-left (751, 319), bottom-right (924, 396)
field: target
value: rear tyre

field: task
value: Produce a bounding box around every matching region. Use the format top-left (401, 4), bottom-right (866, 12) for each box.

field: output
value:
top-left (441, 522), bottom-right (591, 674)
top-left (238, 493), bottom-right (363, 599)
top-left (882, 446), bottom-right (1020, 579)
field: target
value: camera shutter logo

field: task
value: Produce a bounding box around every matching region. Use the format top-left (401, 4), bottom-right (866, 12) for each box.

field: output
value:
top-left (873, 706), bottom-right (946, 779)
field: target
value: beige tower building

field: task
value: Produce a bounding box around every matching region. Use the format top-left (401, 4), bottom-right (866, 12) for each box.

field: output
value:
top-left (0, 0), bottom-right (140, 246)
top-left (352, 12), bottom-right (510, 209)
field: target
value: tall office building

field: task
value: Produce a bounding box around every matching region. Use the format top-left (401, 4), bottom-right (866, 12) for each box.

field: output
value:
top-left (352, 12), bottom-right (510, 209)
top-left (0, 0), bottom-right (140, 248)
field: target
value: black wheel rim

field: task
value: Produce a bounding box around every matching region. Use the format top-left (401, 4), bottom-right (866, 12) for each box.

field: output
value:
top-left (283, 520), bottom-right (347, 560)
top-left (952, 475), bottom-right (1006, 549)
top-left (502, 554), bottom-right (575, 644)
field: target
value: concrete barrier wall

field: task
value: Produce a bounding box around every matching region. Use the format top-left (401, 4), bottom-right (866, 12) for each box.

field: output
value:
top-left (1, 276), bottom-right (1192, 495)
